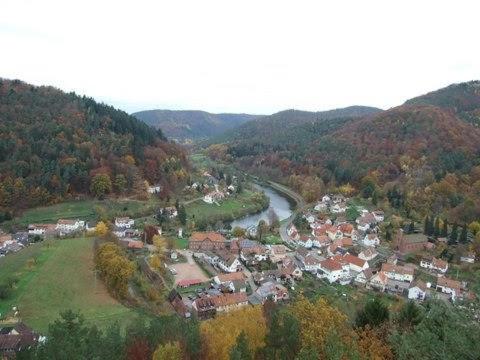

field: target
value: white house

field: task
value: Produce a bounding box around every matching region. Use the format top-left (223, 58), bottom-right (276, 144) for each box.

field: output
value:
top-left (314, 202), bottom-right (328, 211)
top-left (420, 257), bottom-right (448, 273)
top-left (372, 210), bottom-right (385, 222)
top-left (369, 271), bottom-right (388, 291)
top-left (28, 224), bottom-right (46, 236)
top-left (301, 254), bottom-right (322, 272)
top-left (355, 268), bottom-right (373, 285)
top-left (343, 254), bottom-right (369, 272)
top-left (381, 263), bottom-right (414, 283)
top-left (436, 277), bottom-right (462, 301)
top-left (115, 217), bottom-right (134, 229)
top-left (297, 236), bottom-right (313, 249)
top-left (357, 221), bottom-right (370, 232)
top-left (56, 219), bottom-right (85, 233)
top-left (326, 227), bottom-right (343, 241)
top-left (362, 233), bottom-right (380, 247)
top-left (148, 185), bottom-right (161, 194)
top-left (322, 195), bottom-right (331, 203)
top-left (331, 203), bottom-right (347, 213)
top-left (217, 254), bottom-right (242, 273)
top-left (318, 258), bottom-right (346, 283)
top-left (408, 280), bottom-right (427, 301)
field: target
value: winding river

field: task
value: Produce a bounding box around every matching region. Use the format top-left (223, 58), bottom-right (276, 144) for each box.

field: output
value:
top-left (230, 183), bottom-right (293, 228)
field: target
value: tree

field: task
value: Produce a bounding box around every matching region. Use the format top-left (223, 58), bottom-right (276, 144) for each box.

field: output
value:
top-left (433, 217), bottom-right (441, 238)
top-left (126, 338), bottom-right (151, 360)
top-left (152, 234), bottom-right (167, 254)
top-left (397, 301), bottom-right (422, 329)
top-left (268, 208), bottom-right (280, 231)
top-left (265, 311), bottom-right (300, 360)
top-left (355, 297), bottom-right (389, 328)
top-left (449, 222), bottom-right (458, 245)
top-left (149, 255), bottom-right (162, 270)
top-left (257, 220), bottom-right (268, 243)
top-left (459, 224), bottom-right (468, 244)
top-left (468, 221), bottom-right (480, 236)
top-left (143, 225), bottom-right (160, 244)
top-left (114, 174), bottom-right (127, 194)
top-left (90, 174), bottom-right (112, 199)
top-left (178, 205), bottom-right (187, 226)
top-left (232, 226), bottom-right (246, 238)
top-left (95, 221), bottom-right (108, 236)
top-left (441, 219), bottom-right (448, 237)
top-left (408, 221), bottom-right (415, 234)
top-left (200, 306), bottom-right (266, 360)
top-left (346, 206), bottom-right (360, 222)
top-left (229, 331), bottom-right (252, 360)
top-left (153, 341), bottom-right (182, 360)
top-left (356, 326), bottom-right (393, 360)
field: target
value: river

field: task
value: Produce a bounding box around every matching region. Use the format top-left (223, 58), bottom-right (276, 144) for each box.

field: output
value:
top-left (230, 183), bottom-right (293, 229)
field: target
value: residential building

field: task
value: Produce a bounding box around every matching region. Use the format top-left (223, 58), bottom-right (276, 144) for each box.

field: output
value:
top-left (217, 252), bottom-right (242, 273)
top-left (343, 254), bottom-right (369, 272)
top-left (318, 258), bottom-right (346, 283)
top-left (114, 217), bottom-right (134, 229)
top-left (358, 247), bottom-right (378, 261)
top-left (362, 233), bottom-right (380, 247)
top-left (189, 232), bottom-right (226, 251)
top-left (55, 219), bottom-right (84, 234)
top-left (420, 257), bottom-right (448, 273)
top-left (381, 263), bottom-right (414, 283)
top-left (355, 268), bottom-right (373, 286)
top-left (393, 230), bottom-right (430, 254)
top-left (408, 280), bottom-right (427, 301)
top-left (250, 281), bottom-right (289, 304)
top-left (369, 271), bottom-right (388, 291)
top-left (436, 276), bottom-right (462, 301)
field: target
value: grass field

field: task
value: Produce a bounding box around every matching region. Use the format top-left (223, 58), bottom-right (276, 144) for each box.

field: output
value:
top-left (185, 190), bottom-right (267, 225)
top-left (0, 237), bottom-right (146, 333)
top-left (8, 198), bottom-right (159, 227)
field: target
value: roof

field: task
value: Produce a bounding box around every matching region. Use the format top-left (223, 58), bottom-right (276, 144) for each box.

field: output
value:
top-left (437, 276), bottom-right (461, 290)
top-left (338, 223), bottom-right (354, 233)
top-left (190, 232), bottom-right (226, 242)
top-left (57, 219), bottom-right (78, 225)
top-left (410, 280), bottom-right (427, 292)
top-left (341, 237), bottom-right (353, 247)
top-left (212, 292), bottom-right (248, 307)
top-left (127, 241), bottom-right (144, 249)
top-left (270, 245), bottom-right (287, 254)
top-left (381, 263), bottom-right (414, 276)
top-left (115, 217), bottom-right (132, 222)
top-left (343, 254), bottom-right (366, 268)
top-left (177, 278), bottom-right (203, 287)
top-left (372, 271), bottom-right (388, 284)
top-left (433, 257), bottom-right (448, 270)
top-left (217, 272), bottom-right (246, 283)
top-left (359, 268), bottom-right (373, 280)
top-left (320, 258), bottom-right (343, 271)
top-left (360, 247), bottom-right (378, 258)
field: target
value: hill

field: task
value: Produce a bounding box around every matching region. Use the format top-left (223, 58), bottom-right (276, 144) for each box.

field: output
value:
top-left (210, 82), bottom-right (480, 222)
top-left (0, 79), bottom-right (188, 214)
top-left (133, 109), bottom-right (261, 143)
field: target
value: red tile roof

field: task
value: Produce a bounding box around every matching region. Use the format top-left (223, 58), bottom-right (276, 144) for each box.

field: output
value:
top-left (190, 232), bottom-right (226, 242)
top-left (320, 258), bottom-right (343, 271)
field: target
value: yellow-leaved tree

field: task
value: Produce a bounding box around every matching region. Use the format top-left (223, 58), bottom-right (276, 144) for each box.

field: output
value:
top-left (290, 296), bottom-right (355, 358)
top-left (152, 235), bottom-right (167, 255)
top-left (200, 306), bottom-right (266, 360)
top-left (152, 341), bottom-right (182, 360)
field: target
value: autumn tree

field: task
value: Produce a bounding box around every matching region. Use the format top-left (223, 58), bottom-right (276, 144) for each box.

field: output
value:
top-left (257, 220), bottom-right (268, 243)
top-left (232, 226), bottom-right (246, 238)
top-left (356, 326), bottom-right (393, 360)
top-left (468, 221), bottom-right (480, 236)
top-left (95, 221), bottom-right (109, 236)
top-left (153, 341), bottom-right (182, 360)
top-left (90, 174), bottom-right (112, 199)
top-left (200, 306), bottom-right (266, 360)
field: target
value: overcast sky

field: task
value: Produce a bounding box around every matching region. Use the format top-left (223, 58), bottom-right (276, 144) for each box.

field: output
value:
top-left (1, 0), bottom-right (479, 115)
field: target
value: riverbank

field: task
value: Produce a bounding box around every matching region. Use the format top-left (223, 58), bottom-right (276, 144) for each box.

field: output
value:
top-left (184, 189), bottom-right (269, 229)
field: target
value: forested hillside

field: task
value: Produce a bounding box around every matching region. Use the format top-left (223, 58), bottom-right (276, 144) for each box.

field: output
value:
top-left (133, 109), bottom-right (261, 143)
top-left (209, 82), bottom-right (480, 222)
top-left (0, 79), bottom-right (189, 213)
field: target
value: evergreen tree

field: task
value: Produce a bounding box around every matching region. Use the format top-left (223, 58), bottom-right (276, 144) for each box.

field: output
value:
top-left (434, 217), bottom-right (440, 238)
top-left (356, 297), bottom-right (389, 328)
top-left (442, 219), bottom-right (448, 237)
top-left (449, 223), bottom-right (458, 245)
top-left (230, 331), bottom-right (252, 360)
top-left (459, 224), bottom-right (468, 244)
top-left (424, 216), bottom-right (430, 235)
top-left (398, 301), bottom-right (423, 329)
top-left (408, 221), bottom-right (415, 234)
top-left (178, 205), bottom-right (187, 226)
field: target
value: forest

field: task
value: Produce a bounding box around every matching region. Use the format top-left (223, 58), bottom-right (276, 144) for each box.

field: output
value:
top-left (0, 79), bottom-right (189, 216)
top-left (210, 81), bottom-right (480, 223)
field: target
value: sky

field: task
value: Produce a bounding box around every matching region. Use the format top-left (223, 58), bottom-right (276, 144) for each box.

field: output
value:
top-left (1, 0), bottom-right (479, 115)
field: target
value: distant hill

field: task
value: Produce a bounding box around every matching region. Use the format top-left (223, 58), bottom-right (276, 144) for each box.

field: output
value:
top-left (133, 109), bottom-right (261, 143)
top-left (0, 78), bottom-right (188, 213)
top-left (210, 82), bottom-right (480, 222)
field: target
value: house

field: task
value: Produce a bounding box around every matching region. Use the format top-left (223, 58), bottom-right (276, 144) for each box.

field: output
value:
top-left (278, 257), bottom-right (303, 280)
top-left (217, 252), bottom-right (242, 273)
top-left (393, 230), bottom-right (430, 254)
top-left (314, 202), bottom-right (328, 211)
top-left (460, 253), bottom-right (475, 263)
top-left (203, 191), bottom-right (225, 204)
top-left (214, 272), bottom-right (247, 292)
top-left (177, 278), bottom-right (204, 288)
top-left (0, 322), bottom-right (39, 358)
top-left (338, 223), bottom-right (354, 237)
top-left (358, 247), bottom-right (378, 261)
top-left (167, 289), bottom-right (191, 318)
top-left (436, 276), bottom-right (462, 301)
top-left (161, 207), bottom-right (178, 218)
top-left (193, 293), bottom-right (248, 318)
top-left (356, 213), bottom-right (376, 231)
top-left (148, 185), bottom-right (162, 194)
top-left (114, 217), bottom-right (134, 229)
top-left (297, 235), bottom-right (313, 249)
top-left (420, 257), bottom-right (448, 273)
top-left (385, 278), bottom-right (411, 295)
top-left (268, 245), bottom-right (289, 263)
top-left (372, 210), bottom-right (385, 222)
top-left (369, 271), bottom-right (388, 291)
top-left (189, 232), bottom-right (226, 251)
top-left (56, 219), bottom-right (84, 234)
top-left (240, 245), bottom-right (268, 264)
top-left (326, 226), bottom-right (343, 241)
top-left (355, 268), bottom-right (373, 286)
top-left (322, 195), bottom-right (331, 203)
top-left (357, 220), bottom-right (371, 232)
top-left (343, 254), bottom-right (369, 272)
top-left (300, 253), bottom-right (323, 272)
top-left (312, 235), bottom-right (330, 248)
top-left (250, 281), bottom-right (289, 304)
top-left (127, 240), bottom-right (144, 250)
top-left (363, 233), bottom-right (380, 247)
top-left (286, 224), bottom-right (300, 240)
top-left (331, 202), bottom-right (347, 213)
top-left (318, 258), bottom-right (346, 283)
top-left (381, 263), bottom-right (414, 283)
top-left (408, 280), bottom-right (427, 301)
top-left (27, 223), bottom-right (56, 237)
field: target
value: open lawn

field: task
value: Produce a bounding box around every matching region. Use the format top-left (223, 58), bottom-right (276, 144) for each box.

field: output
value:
top-left (0, 237), bottom-right (146, 333)
top-left (185, 190), bottom-right (267, 225)
top-left (8, 198), bottom-right (160, 227)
